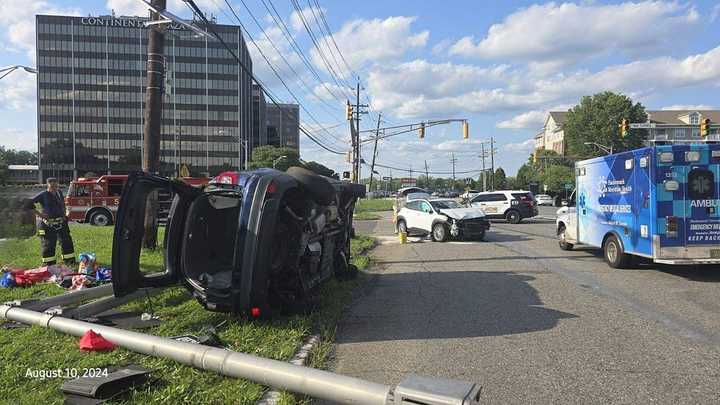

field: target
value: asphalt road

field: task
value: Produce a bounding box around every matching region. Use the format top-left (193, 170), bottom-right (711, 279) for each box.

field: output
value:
top-left (328, 210), bottom-right (720, 404)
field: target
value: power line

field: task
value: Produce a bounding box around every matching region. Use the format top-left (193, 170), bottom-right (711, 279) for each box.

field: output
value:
top-left (288, 0), bottom-right (353, 98)
top-left (218, 0), bottom-right (347, 144)
top-left (206, 0), bottom-right (346, 149)
top-left (260, 0), bottom-right (346, 101)
top-left (311, 0), bottom-right (356, 79)
top-left (183, 0), bottom-right (344, 154)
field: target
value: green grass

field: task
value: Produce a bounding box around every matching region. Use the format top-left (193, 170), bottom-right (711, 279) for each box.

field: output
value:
top-left (355, 198), bottom-right (393, 213)
top-left (353, 211), bottom-right (381, 220)
top-left (0, 225), bottom-right (375, 404)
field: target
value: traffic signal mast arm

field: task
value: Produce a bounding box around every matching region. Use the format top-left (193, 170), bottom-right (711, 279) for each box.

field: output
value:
top-left (358, 119), bottom-right (469, 144)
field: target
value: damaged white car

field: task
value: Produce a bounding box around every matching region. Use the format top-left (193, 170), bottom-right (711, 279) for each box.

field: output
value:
top-left (396, 198), bottom-right (490, 242)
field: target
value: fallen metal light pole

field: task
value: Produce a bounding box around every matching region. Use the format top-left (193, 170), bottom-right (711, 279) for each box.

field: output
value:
top-left (0, 305), bottom-right (480, 404)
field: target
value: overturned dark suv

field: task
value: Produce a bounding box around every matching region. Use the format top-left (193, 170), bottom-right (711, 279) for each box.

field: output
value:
top-left (112, 167), bottom-right (365, 317)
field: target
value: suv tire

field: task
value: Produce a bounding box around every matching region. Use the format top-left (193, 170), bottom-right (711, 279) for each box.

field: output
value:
top-left (432, 223), bottom-right (449, 242)
top-left (506, 209), bottom-right (521, 224)
top-left (286, 166), bottom-right (335, 206)
top-left (397, 219), bottom-right (408, 235)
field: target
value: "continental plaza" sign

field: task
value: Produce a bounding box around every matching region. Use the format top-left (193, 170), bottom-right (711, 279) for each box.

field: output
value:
top-left (80, 17), bottom-right (186, 30)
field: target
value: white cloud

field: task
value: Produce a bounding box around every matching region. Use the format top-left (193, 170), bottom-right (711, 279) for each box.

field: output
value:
top-left (496, 110), bottom-right (546, 129)
top-left (0, 128), bottom-right (37, 151)
top-left (449, 1), bottom-right (698, 69)
top-left (503, 139), bottom-right (536, 152)
top-left (366, 46), bottom-right (720, 118)
top-left (0, 0), bottom-right (81, 60)
top-left (661, 104), bottom-right (716, 111)
top-left (0, 71), bottom-right (36, 112)
top-left (712, 4), bottom-right (720, 22)
top-left (310, 16), bottom-right (429, 76)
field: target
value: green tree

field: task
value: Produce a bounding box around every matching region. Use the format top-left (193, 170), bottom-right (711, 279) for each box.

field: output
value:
top-left (249, 145), bottom-right (301, 171)
top-left (540, 164), bottom-right (575, 194)
top-left (515, 163), bottom-right (541, 190)
top-left (564, 91), bottom-right (647, 159)
top-left (492, 167), bottom-right (507, 189)
top-left (303, 161), bottom-right (339, 179)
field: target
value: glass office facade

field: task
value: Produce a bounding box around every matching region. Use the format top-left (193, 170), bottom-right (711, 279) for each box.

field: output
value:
top-left (266, 103), bottom-right (299, 150)
top-left (36, 14), bottom-right (253, 181)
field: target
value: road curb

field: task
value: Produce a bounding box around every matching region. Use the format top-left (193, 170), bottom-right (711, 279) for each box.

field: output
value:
top-left (256, 334), bottom-right (321, 404)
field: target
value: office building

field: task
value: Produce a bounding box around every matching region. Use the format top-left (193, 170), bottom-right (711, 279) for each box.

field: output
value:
top-left (266, 103), bottom-right (299, 150)
top-left (36, 14), bottom-right (253, 181)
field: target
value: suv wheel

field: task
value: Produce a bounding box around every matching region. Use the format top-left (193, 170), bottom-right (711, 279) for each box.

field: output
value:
top-left (397, 219), bottom-right (408, 235)
top-left (505, 209), bottom-right (521, 224)
top-left (432, 223), bottom-right (448, 242)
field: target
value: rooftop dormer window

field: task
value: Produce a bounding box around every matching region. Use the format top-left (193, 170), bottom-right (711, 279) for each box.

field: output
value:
top-left (689, 112), bottom-right (700, 125)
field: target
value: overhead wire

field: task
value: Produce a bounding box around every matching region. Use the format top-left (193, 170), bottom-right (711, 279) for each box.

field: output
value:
top-left (218, 0), bottom-right (347, 144)
top-left (287, 0), bottom-right (353, 99)
top-left (183, 0), bottom-right (345, 154)
top-left (261, 0), bottom-right (346, 101)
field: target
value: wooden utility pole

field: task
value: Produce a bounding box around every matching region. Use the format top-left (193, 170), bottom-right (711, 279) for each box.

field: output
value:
top-left (490, 137), bottom-right (495, 191)
top-left (368, 113), bottom-right (382, 192)
top-left (449, 153), bottom-right (458, 189)
top-left (480, 143), bottom-right (486, 192)
top-left (424, 160), bottom-right (429, 189)
top-left (142, 0), bottom-right (167, 249)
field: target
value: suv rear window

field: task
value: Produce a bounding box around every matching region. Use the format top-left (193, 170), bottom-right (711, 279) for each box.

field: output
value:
top-left (511, 193), bottom-right (533, 201)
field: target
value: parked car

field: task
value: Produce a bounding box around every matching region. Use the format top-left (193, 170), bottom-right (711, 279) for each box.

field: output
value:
top-left (111, 167), bottom-right (365, 317)
top-left (396, 198), bottom-right (490, 241)
top-left (534, 194), bottom-right (554, 206)
top-left (467, 190), bottom-right (538, 223)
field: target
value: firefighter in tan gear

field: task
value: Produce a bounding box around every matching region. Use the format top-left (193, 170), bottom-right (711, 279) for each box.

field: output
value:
top-left (30, 177), bottom-right (75, 265)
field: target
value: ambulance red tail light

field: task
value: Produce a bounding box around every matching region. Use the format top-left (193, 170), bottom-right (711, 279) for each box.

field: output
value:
top-left (666, 216), bottom-right (679, 238)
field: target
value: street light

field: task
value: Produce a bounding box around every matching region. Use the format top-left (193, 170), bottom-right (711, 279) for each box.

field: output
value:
top-left (0, 65), bottom-right (37, 80)
top-left (273, 155), bottom-right (288, 169)
top-left (584, 142), bottom-right (613, 155)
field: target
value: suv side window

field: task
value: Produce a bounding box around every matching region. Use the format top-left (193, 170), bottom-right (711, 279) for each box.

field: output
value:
top-left (419, 201), bottom-right (432, 213)
top-left (487, 193), bottom-right (507, 201)
top-left (406, 201), bottom-right (421, 211)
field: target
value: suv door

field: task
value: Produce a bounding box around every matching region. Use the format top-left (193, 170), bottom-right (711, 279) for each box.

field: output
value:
top-left (112, 172), bottom-right (201, 297)
top-left (471, 193), bottom-right (506, 216)
top-left (417, 200), bottom-right (436, 232)
top-left (402, 200), bottom-right (421, 232)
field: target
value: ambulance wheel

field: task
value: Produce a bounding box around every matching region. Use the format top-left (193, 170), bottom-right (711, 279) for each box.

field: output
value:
top-left (603, 235), bottom-right (630, 269)
top-left (90, 210), bottom-right (112, 226)
top-left (558, 225), bottom-right (573, 251)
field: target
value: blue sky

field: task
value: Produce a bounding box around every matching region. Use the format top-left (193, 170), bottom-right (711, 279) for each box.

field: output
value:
top-left (1, 0), bottom-right (719, 177)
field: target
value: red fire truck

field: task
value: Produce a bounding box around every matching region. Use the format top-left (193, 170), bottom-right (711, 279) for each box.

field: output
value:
top-left (65, 175), bottom-right (208, 226)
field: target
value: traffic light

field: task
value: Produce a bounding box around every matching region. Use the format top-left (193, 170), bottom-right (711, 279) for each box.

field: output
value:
top-left (700, 118), bottom-right (710, 138)
top-left (462, 121), bottom-right (469, 139)
top-left (419, 122), bottom-right (425, 139)
top-left (345, 102), bottom-right (353, 121)
top-left (620, 119), bottom-right (629, 137)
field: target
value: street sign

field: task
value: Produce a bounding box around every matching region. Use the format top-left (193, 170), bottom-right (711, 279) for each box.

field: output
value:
top-left (564, 183), bottom-right (573, 190)
top-left (382, 176), bottom-right (392, 181)
top-left (465, 178), bottom-right (472, 185)
top-left (400, 177), bottom-right (417, 187)
top-left (629, 123), bottom-right (656, 129)
top-left (342, 171), bottom-right (351, 179)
